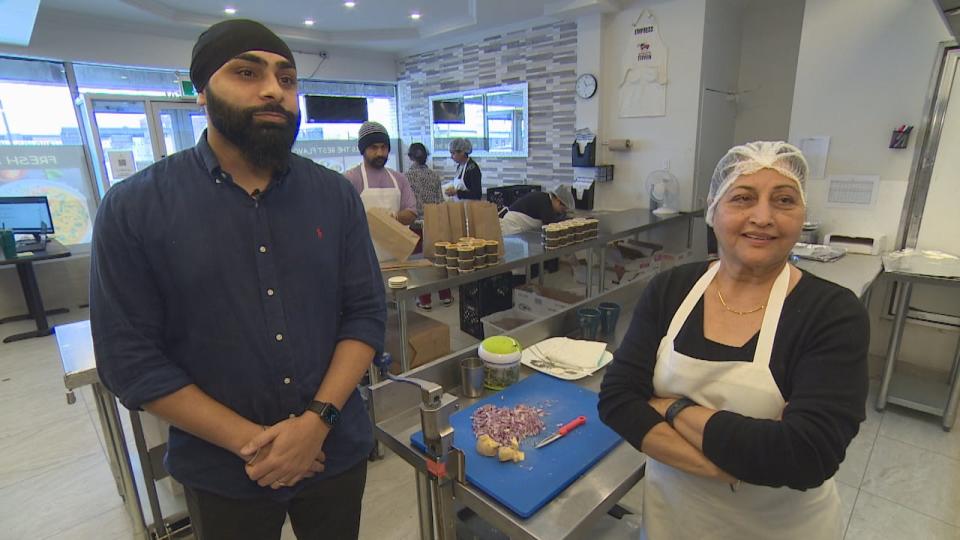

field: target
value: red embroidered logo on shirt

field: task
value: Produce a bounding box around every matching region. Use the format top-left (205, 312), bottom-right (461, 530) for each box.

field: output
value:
top-left (316, 227), bottom-right (324, 240)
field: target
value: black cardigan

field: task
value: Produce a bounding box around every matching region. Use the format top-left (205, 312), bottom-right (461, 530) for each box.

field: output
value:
top-left (598, 261), bottom-right (869, 489)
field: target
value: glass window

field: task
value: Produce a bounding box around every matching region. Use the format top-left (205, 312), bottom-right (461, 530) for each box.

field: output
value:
top-left (430, 83), bottom-right (528, 158)
top-left (293, 80), bottom-right (399, 174)
top-left (0, 56), bottom-right (97, 245)
top-left (74, 63), bottom-right (185, 97)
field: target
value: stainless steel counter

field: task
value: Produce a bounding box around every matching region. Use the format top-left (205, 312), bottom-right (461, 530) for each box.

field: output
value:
top-left (370, 276), bottom-right (652, 539)
top-left (381, 209), bottom-right (699, 371)
top-left (55, 321), bottom-right (189, 540)
top-left (794, 253), bottom-right (883, 301)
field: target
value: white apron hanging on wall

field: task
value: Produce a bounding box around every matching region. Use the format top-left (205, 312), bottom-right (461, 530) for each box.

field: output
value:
top-left (619, 9), bottom-right (668, 118)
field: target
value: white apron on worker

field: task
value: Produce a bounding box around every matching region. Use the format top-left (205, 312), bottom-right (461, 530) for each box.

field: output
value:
top-left (642, 262), bottom-right (843, 540)
top-left (442, 163), bottom-right (468, 202)
top-left (499, 210), bottom-right (541, 235)
top-left (359, 163), bottom-right (401, 262)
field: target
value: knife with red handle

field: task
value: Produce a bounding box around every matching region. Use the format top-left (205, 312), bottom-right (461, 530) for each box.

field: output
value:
top-left (535, 416), bottom-right (587, 448)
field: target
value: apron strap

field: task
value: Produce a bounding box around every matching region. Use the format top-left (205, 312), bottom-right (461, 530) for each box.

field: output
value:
top-left (753, 263), bottom-right (791, 369)
top-left (665, 262), bottom-right (720, 340)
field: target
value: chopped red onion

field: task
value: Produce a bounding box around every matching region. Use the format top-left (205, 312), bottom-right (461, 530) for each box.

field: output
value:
top-left (471, 404), bottom-right (546, 447)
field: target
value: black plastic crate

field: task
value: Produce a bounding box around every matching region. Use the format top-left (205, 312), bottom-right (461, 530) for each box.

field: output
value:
top-left (459, 272), bottom-right (514, 339)
top-left (486, 185), bottom-right (541, 213)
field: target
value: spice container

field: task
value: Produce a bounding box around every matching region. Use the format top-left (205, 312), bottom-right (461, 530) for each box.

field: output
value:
top-left (459, 257), bottom-right (475, 272)
top-left (434, 241), bottom-right (448, 256)
top-left (478, 336), bottom-right (522, 390)
top-left (445, 254), bottom-right (459, 269)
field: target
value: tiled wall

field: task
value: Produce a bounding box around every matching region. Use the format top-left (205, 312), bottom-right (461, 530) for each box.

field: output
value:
top-left (397, 21), bottom-right (578, 186)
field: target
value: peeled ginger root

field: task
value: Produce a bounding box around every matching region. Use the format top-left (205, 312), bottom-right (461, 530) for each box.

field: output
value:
top-left (497, 437), bottom-right (525, 463)
top-left (476, 434), bottom-right (500, 457)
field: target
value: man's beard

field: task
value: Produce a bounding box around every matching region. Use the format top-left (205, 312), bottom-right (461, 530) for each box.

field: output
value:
top-left (365, 155), bottom-right (387, 169)
top-left (205, 87), bottom-right (301, 172)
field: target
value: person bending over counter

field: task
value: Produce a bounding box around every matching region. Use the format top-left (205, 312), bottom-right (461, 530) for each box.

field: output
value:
top-left (499, 184), bottom-right (574, 235)
top-left (599, 141), bottom-right (868, 539)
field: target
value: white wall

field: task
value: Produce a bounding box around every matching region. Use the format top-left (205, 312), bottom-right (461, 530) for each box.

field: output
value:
top-left (692, 0), bottom-right (745, 208)
top-left (0, 9), bottom-right (398, 83)
top-left (593, 0), bottom-right (707, 212)
top-left (732, 0), bottom-right (804, 144)
top-left (789, 0), bottom-right (950, 248)
top-left (788, 0), bottom-right (953, 371)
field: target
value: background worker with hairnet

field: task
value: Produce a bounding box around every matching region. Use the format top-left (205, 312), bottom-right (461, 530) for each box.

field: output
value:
top-left (499, 183), bottom-right (574, 235)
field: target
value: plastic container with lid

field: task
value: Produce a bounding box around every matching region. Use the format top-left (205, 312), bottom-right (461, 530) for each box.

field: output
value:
top-left (478, 335), bottom-right (522, 390)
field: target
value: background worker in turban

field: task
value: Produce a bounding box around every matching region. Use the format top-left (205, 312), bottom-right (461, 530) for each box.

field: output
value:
top-left (90, 18), bottom-right (385, 539)
top-left (343, 121), bottom-right (418, 261)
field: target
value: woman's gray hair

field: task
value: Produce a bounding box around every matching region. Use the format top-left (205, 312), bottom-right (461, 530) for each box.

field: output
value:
top-left (449, 138), bottom-right (473, 155)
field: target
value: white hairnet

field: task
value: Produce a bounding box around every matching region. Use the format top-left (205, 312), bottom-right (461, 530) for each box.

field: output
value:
top-left (449, 137), bottom-right (473, 155)
top-left (706, 141), bottom-right (808, 227)
top-left (549, 184), bottom-right (575, 209)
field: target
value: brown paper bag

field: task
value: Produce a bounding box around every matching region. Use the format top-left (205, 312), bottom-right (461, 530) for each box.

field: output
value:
top-left (366, 208), bottom-right (420, 262)
top-left (422, 203), bottom-right (448, 259)
top-left (465, 201), bottom-right (504, 255)
top-left (422, 201), bottom-right (504, 258)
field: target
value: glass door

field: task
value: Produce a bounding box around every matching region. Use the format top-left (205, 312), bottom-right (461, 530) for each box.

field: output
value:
top-left (78, 95), bottom-right (203, 196)
top-left (150, 102), bottom-right (206, 158)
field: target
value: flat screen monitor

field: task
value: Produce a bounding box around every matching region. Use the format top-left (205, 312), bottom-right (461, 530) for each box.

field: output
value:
top-left (305, 95), bottom-right (369, 124)
top-left (0, 196), bottom-right (55, 235)
top-left (433, 100), bottom-right (465, 123)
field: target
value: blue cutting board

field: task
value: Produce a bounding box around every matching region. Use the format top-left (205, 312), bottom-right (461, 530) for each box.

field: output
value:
top-left (410, 373), bottom-right (622, 518)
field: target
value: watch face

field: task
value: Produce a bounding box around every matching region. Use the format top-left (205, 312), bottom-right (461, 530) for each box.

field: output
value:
top-left (577, 74), bottom-right (597, 99)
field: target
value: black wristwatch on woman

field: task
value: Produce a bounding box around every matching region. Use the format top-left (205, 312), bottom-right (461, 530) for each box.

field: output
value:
top-left (664, 397), bottom-right (697, 427)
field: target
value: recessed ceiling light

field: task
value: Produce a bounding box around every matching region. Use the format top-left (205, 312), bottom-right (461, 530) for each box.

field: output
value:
top-left (410, 12), bottom-right (421, 20)
top-left (224, 7), bottom-right (237, 15)
top-left (344, 1), bottom-right (356, 7)
top-left (304, 19), bottom-right (315, 26)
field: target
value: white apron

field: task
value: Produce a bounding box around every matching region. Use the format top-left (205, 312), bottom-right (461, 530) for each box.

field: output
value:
top-left (359, 163), bottom-right (401, 262)
top-left (499, 210), bottom-right (542, 235)
top-left (643, 262), bottom-right (843, 540)
top-left (442, 162), bottom-right (468, 202)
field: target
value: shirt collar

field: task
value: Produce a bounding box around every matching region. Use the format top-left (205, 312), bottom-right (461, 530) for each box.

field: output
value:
top-left (193, 130), bottom-right (293, 185)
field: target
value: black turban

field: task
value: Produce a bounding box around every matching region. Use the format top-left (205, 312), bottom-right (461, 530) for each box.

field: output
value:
top-left (190, 19), bottom-right (295, 92)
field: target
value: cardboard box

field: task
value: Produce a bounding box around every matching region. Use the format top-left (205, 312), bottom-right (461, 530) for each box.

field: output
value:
top-left (385, 309), bottom-right (451, 374)
top-left (514, 284), bottom-right (583, 317)
top-left (366, 207), bottom-right (420, 262)
top-left (655, 249), bottom-right (695, 271)
top-left (481, 307), bottom-right (538, 338)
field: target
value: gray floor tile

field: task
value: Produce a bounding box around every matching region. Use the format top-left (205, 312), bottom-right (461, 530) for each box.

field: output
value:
top-left (845, 490), bottom-right (959, 540)
top-left (860, 436), bottom-right (960, 526)
top-left (836, 480), bottom-right (858, 534)
top-left (880, 406), bottom-right (960, 461)
top-left (0, 452), bottom-right (123, 539)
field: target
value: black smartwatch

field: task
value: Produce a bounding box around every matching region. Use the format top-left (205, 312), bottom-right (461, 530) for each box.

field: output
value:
top-left (306, 401), bottom-right (341, 429)
top-left (664, 397), bottom-right (696, 428)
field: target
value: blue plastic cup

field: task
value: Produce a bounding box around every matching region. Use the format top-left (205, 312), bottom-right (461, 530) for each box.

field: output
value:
top-left (577, 308), bottom-right (601, 340)
top-left (598, 302), bottom-right (622, 339)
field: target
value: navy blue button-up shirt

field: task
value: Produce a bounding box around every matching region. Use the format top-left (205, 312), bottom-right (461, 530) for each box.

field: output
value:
top-left (91, 132), bottom-right (385, 500)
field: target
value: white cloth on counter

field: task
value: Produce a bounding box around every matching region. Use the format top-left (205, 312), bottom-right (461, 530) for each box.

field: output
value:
top-left (528, 337), bottom-right (607, 368)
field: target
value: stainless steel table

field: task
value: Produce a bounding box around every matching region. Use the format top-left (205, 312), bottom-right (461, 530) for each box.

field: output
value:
top-left (370, 275), bottom-right (651, 539)
top-left (875, 269), bottom-right (960, 430)
top-left (56, 320), bottom-right (190, 539)
top-left (382, 209), bottom-right (698, 372)
top-left (794, 253), bottom-right (883, 303)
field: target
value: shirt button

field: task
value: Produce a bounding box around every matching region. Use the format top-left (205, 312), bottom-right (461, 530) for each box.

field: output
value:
top-left (289, 413), bottom-right (296, 419)
top-left (275, 333), bottom-right (284, 342)
top-left (283, 377), bottom-right (291, 384)
top-left (267, 288), bottom-right (275, 296)
top-left (259, 245), bottom-right (267, 253)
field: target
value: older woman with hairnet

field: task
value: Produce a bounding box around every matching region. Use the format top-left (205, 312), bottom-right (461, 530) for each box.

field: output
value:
top-left (599, 141), bottom-right (868, 539)
top-left (444, 137), bottom-right (482, 200)
top-left (499, 184), bottom-right (574, 235)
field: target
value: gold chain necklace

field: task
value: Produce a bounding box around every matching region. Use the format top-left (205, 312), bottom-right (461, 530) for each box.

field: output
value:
top-left (716, 288), bottom-right (765, 315)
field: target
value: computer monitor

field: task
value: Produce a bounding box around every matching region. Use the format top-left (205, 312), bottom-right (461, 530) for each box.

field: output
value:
top-left (0, 196), bottom-right (55, 236)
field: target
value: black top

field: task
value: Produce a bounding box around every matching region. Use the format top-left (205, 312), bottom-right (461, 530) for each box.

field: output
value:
top-left (91, 132), bottom-right (386, 501)
top-left (598, 261), bottom-right (869, 490)
top-left (508, 191), bottom-right (563, 224)
top-left (455, 158), bottom-right (482, 200)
